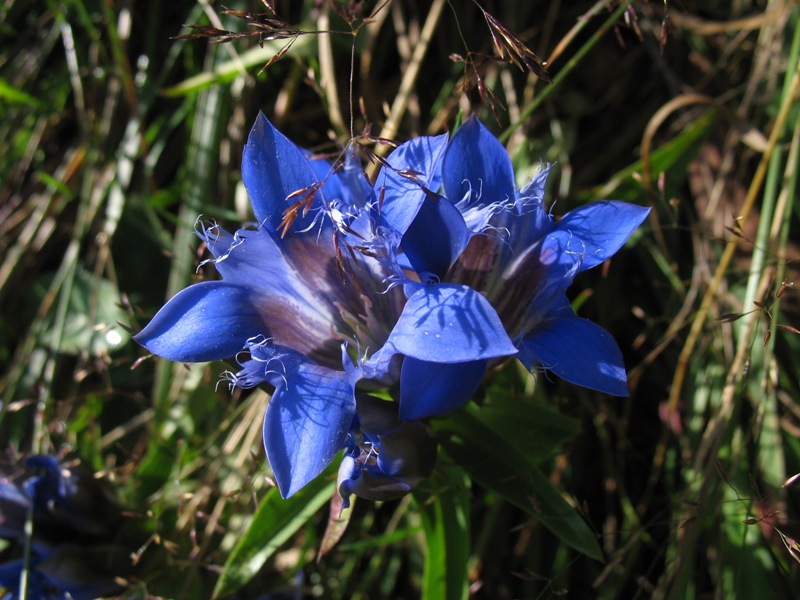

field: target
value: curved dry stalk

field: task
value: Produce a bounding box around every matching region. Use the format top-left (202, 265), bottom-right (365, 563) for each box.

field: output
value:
top-left (669, 6), bottom-right (791, 35)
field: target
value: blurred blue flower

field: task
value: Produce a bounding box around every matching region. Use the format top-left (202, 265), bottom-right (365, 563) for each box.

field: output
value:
top-left (135, 113), bottom-right (648, 500)
top-left (0, 456), bottom-right (127, 600)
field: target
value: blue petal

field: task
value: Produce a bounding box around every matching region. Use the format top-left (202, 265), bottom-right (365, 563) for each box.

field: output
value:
top-left (203, 228), bottom-right (333, 320)
top-left (308, 153), bottom-right (335, 186)
top-left (385, 283), bottom-right (516, 362)
top-left (401, 193), bottom-right (470, 280)
top-left (518, 317), bottom-right (629, 396)
top-left (242, 112), bottom-right (321, 233)
top-left (337, 152), bottom-right (374, 209)
top-left (375, 133), bottom-right (449, 234)
top-left (442, 116), bottom-right (516, 211)
top-left (134, 282), bottom-right (263, 362)
top-left (551, 200), bottom-right (650, 272)
top-left (354, 394), bottom-right (399, 438)
top-left (0, 559), bottom-right (24, 590)
top-left (399, 357), bottom-right (487, 419)
top-left (262, 353), bottom-right (355, 498)
top-left (309, 151), bottom-right (372, 211)
top-left (338, 460), bottom-right (412, 503)
top-left (509, 164), bottom-right (554, 245)
top-left (232, 340), bottom-right (303, 388)
top-left (199, 226), bottom-right (381, 367)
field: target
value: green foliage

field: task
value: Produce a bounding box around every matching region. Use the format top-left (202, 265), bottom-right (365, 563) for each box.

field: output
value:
top-left (414, 464), bottom-right (472, 600)
top-left (213, 466), bottom-right (336, 599)
top-left (438, 403), bottom-right (602, 562)
top-left (2, 0), bottom-right (800, 598)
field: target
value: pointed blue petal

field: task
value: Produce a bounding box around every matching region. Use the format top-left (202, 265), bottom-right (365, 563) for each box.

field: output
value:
top-left (134, 282), bottom-right (263, 362)
top-left (551, 200), bottom-right (650, 272)
top-left (509, 164), bottom-right (554, 245)
top-left (309, 151), bottom-right (372, 211)
top-left (401, 193), bottom-right (470, 280)
top-left (519, 317), bottom-right (629, 396)
top-left (193, 227), bottom-right (346, 364)
top-left (263, 354), bottom-right (355, 498)
top-left (385, 283), bottom-right (516, 362)
top-left (399, 357), bottom-right (487, 419)
top-left (442, 116), bottom-right (516, 210)
top-left (375, 133), bottom-right (449, 234)
top-left (242, 112), bottom-right (320, 232)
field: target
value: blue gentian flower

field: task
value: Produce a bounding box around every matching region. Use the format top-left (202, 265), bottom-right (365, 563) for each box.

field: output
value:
top-left (135, 113), bottom-right (648, 500)
top-left (365, 115), bottom-right (651, 419)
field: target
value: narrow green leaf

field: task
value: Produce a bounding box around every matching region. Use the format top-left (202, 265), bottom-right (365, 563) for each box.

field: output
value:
top-left (580, 110), bottom-right (716, 203)
top-left (438, 407), bottom-right (603, 562)
top-left (0, 77), bottom-right (45, 109)
top-left (162, 35), bottom-right (316, 97)
top-left (479, 394), bottom-right (580, 462)
top-left (336, 526), bottom-right (421, 552)
top-left (415, 463), bottom-right (471, 600)
top-left (212, 468), bottom-right (334, 599)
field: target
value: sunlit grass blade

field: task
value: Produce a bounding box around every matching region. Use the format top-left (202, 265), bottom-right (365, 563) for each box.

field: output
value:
top-left (414, 463), bottom-right (471, 600)
top-left (212, 466), bottom-right (335, 599)
top-left (162, 35), bottom-right (316, 97)
top-left (0, 77), bottom-right (46, 109)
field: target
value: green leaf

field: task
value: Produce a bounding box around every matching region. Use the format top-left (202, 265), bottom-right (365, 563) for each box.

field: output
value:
top-left (718, 472), bottom-right (792, 599)
top-left (162, 35), bottom-right (316, 97)
top-left (212, 466), bottom-right (335, 599)
top-left (438, 406), bottom-right (603, 562)
top-left (579, 110), bottom-right (716, 203)
top-left (480, 392), bottom-right (580, 462)
top-left (34, 269), bottom-right (130, 356)
top-left (414, 463), bottom-right (471, 600)
top-left (0, 77), bottom-right (45, 109)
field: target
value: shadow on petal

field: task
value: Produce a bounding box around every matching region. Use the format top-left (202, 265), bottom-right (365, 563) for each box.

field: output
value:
top-left (400, 357), bottom-right (487, 419)
top-left (262, 355), bottom-right (356, 498)
top-left (519, 317), bottom-right (629, 396)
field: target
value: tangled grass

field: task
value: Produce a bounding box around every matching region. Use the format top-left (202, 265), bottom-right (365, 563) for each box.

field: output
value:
top-left (1, 1), bottom-right (799, 597)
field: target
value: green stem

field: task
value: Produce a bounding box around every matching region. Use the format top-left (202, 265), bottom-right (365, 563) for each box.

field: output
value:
top-left (501, 2), bottom-right (628, 142)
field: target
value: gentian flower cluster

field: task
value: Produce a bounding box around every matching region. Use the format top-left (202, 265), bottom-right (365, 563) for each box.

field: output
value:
top-left (135, 114), bottom-right (649, 502)
top-left (0, 456), bottom-right (128, 600)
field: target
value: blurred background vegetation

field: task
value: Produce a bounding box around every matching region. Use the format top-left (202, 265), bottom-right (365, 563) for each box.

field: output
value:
top-left (1, 0), bottom-right (799, 598)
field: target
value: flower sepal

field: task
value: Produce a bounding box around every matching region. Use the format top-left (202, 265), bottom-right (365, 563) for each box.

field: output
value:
top-left (337, 395), bottom-right (437, 509)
